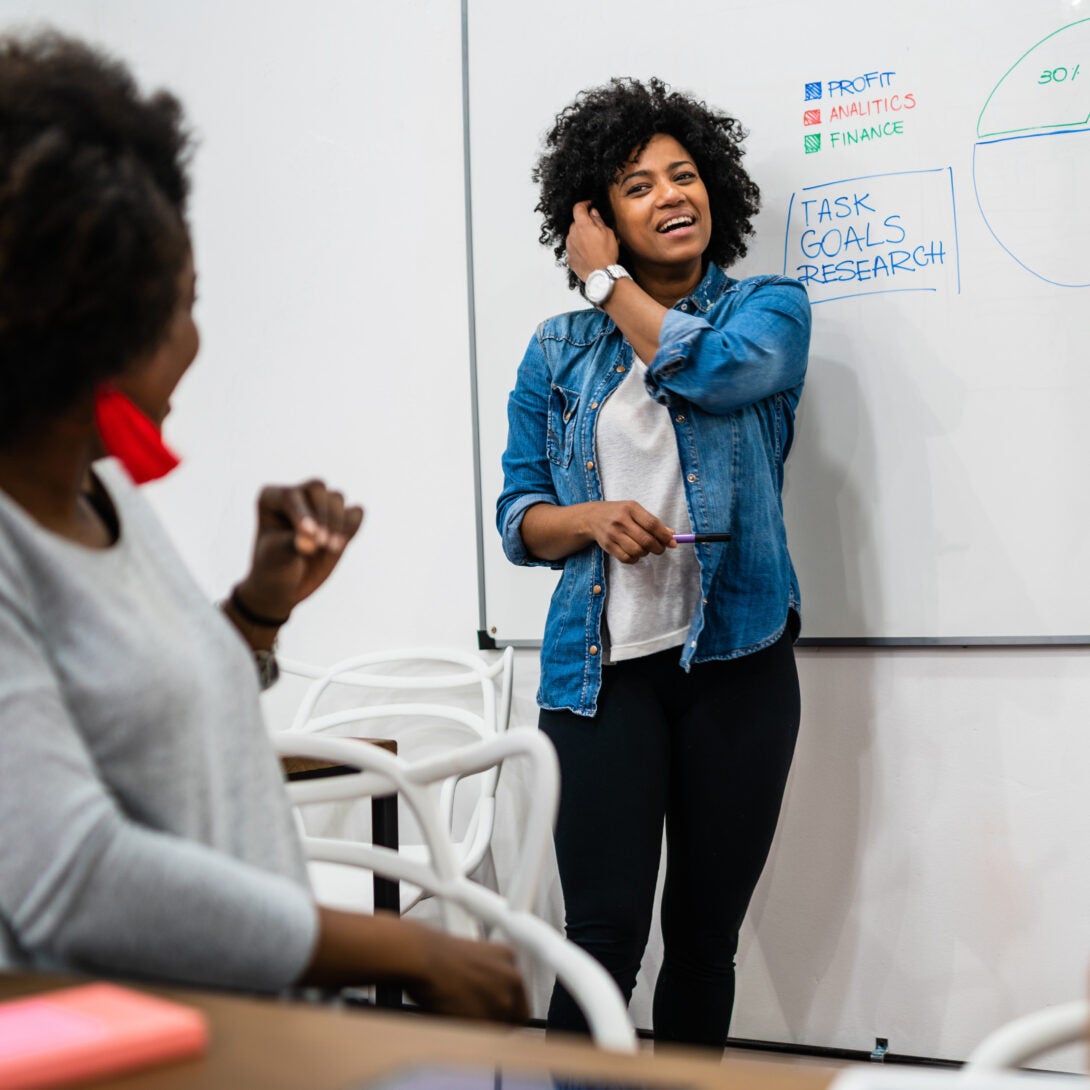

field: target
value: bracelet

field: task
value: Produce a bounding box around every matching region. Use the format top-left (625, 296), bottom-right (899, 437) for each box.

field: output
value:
top-left (229, 587), bottom-right (290, 628)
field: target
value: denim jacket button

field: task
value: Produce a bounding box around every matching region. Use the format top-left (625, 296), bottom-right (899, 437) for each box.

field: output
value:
top-left (675, 414), bottom-right (686, 423)
top-left (586, 460), bottom-right (595, 470)
top-left (616, 365), bottom-right (625, 373)
top-left (592, 585), bottom-right (602, 594)
top-left (589, 645), bottom-right (599, 655)
top-left (681, 303), bottom-right (689, 310)
top-left (686, 473), bottom-right (696, 482)
top-left (590, 401), bottom-right (599, 409)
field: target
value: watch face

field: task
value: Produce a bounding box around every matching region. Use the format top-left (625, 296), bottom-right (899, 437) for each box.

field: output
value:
top-left (585, 268), bottom-right (612, 306)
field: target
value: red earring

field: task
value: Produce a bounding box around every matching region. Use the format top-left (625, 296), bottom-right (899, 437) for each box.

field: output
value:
top-left (93, 387), bottom-right (180, 484)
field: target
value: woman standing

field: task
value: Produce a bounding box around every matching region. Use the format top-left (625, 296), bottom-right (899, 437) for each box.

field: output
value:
top-left (498, 78), bottom-right (810, 1048)
top-left (0, 31), bottom-right (526, 1023)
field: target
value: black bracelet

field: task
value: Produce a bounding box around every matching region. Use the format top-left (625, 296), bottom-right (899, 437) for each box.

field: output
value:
top-left (229, 587), bottom-right (290, 628)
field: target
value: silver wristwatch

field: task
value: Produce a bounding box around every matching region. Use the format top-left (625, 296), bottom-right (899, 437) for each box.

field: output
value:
top-left (254, 648), bottom-right (280, 691)
top-left (584, 264), bottom-right (631, 307)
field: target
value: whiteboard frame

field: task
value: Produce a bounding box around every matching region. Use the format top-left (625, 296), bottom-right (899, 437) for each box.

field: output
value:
top-left (461, 0), bottom-right (1090, 651)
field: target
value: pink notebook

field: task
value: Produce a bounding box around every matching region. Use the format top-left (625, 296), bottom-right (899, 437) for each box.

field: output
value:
top-left (0, 983), bottom-right (208, 1089)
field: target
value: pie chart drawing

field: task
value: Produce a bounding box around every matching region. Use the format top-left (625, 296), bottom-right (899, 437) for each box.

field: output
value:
top-left (973, 18), bottom-right (1090, 287)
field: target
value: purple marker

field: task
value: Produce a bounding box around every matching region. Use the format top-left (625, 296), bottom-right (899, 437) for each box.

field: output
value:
top-left (673, 532), bottom-right (732, 543)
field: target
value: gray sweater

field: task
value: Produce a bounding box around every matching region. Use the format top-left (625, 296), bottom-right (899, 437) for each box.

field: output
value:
top-left (0, 460), bottom-right (317, 990)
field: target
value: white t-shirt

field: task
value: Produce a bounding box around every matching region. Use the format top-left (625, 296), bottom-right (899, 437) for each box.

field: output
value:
top-left (595, 357), bottom-right (701, 662)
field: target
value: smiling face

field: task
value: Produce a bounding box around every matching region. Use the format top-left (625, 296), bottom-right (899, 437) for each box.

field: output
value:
top-left (606, 133), bottom-right (712, 284)
top-left (115, 251), bottom-right (199, 428)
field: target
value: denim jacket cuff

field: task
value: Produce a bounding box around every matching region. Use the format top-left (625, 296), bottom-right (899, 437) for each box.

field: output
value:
top-left (501, 494), bottom-right (560, 568)
top-left (644, 309), bottom-right (702, 402)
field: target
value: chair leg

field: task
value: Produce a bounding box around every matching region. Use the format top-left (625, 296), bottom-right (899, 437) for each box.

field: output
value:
top-left (372, 790), bottom-right (401, 1009)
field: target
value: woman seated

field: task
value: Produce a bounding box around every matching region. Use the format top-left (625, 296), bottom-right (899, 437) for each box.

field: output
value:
top-left (0, 30), bottom-right (526, 1023)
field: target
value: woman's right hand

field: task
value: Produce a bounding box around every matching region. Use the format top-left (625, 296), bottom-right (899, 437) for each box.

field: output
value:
top-left (303, 908), bottom-right (527, 1024)
top-left (407, 927), bottom-right (528, 1023)
top-left (581, 500), bottom-right (676, 563)
top-left (565, 200), bottom-right (620, 283)
top-left (521, 500), bottom-right (676, 564)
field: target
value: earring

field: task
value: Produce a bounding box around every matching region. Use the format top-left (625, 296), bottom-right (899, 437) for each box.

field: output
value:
top-left (93, 386), bottom-right (180, 484)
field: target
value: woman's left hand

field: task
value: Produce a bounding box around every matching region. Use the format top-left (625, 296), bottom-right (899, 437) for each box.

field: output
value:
top-left (565, 200), bottom-right (620, 283)
top-left (233, 480), bottom-right (364, 625)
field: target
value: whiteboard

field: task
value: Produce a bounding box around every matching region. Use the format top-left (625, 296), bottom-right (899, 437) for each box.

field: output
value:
top-left (468, 0), bottom-right (1090, 645)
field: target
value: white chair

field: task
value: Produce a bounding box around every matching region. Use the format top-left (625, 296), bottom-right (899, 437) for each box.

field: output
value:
top-left (278, 647), bottom-right (514, 913)
top-left (963, 998), bottom-right (1089, 1074)
top-left (271, 730), bottom-right (637, 1052)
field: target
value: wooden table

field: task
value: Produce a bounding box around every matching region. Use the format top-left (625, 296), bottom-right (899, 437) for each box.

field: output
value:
top-left (0, 975), bottom-right (837, 1090)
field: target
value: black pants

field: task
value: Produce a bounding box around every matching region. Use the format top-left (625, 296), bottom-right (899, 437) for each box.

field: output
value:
top-left (539, 625), bottom-right (800, 1049)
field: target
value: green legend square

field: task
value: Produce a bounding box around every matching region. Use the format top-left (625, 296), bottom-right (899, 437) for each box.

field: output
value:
top-left (804, 133), bottom-right (821, 154)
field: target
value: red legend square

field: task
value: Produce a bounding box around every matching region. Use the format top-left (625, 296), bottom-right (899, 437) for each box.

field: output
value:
top-left (803, 109), bottom-right (821, 126)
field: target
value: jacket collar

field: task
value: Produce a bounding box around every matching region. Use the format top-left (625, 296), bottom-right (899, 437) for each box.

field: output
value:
top-left (686, 262), bottom-right (733, 313)
top-left (598, 262), bottom-right (733, 334)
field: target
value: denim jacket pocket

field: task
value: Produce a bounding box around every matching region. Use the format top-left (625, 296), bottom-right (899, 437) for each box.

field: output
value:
top-left (546, 385), bottom-right (580, 468)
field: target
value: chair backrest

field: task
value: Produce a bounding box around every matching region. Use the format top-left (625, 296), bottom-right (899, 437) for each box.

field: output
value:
top-left (283, 647), bottom-right (514, 736)
top-left (279, 647), bottom-right (514, 879)
top-left (274, 730), bottom-right (637, 1052)
top-left (963, 999), bottom-right (1089, 1074)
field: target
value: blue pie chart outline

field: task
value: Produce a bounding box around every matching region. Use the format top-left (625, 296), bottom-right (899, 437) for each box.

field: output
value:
top-left (973, 19), bottom-right (1090, 288)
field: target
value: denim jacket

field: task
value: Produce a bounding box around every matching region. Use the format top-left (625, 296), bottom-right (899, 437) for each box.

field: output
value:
top-left (497, 263), bottom-right (811, 715)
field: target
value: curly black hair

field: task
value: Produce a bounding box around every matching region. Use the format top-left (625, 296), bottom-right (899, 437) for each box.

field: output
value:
top-left (534, 77), bottom-right (760, 291)
top-left (0, 31), bottom-right (193, 440)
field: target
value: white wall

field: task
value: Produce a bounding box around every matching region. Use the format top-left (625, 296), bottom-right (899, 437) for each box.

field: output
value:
top-left (743, 649), bottom-right (1090, 1063)
top-left (0, 0), bottom-right (480, 664)
top-left (511, 646), bottom-right (1090, 1064)
top-left (6, 0), bottom-right (1088, 1066)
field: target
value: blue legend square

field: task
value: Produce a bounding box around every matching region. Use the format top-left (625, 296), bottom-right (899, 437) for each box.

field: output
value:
top-left (804, 81), bottom-right (822, 101)
top-left (804, 133), bottom-right (821, 155)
